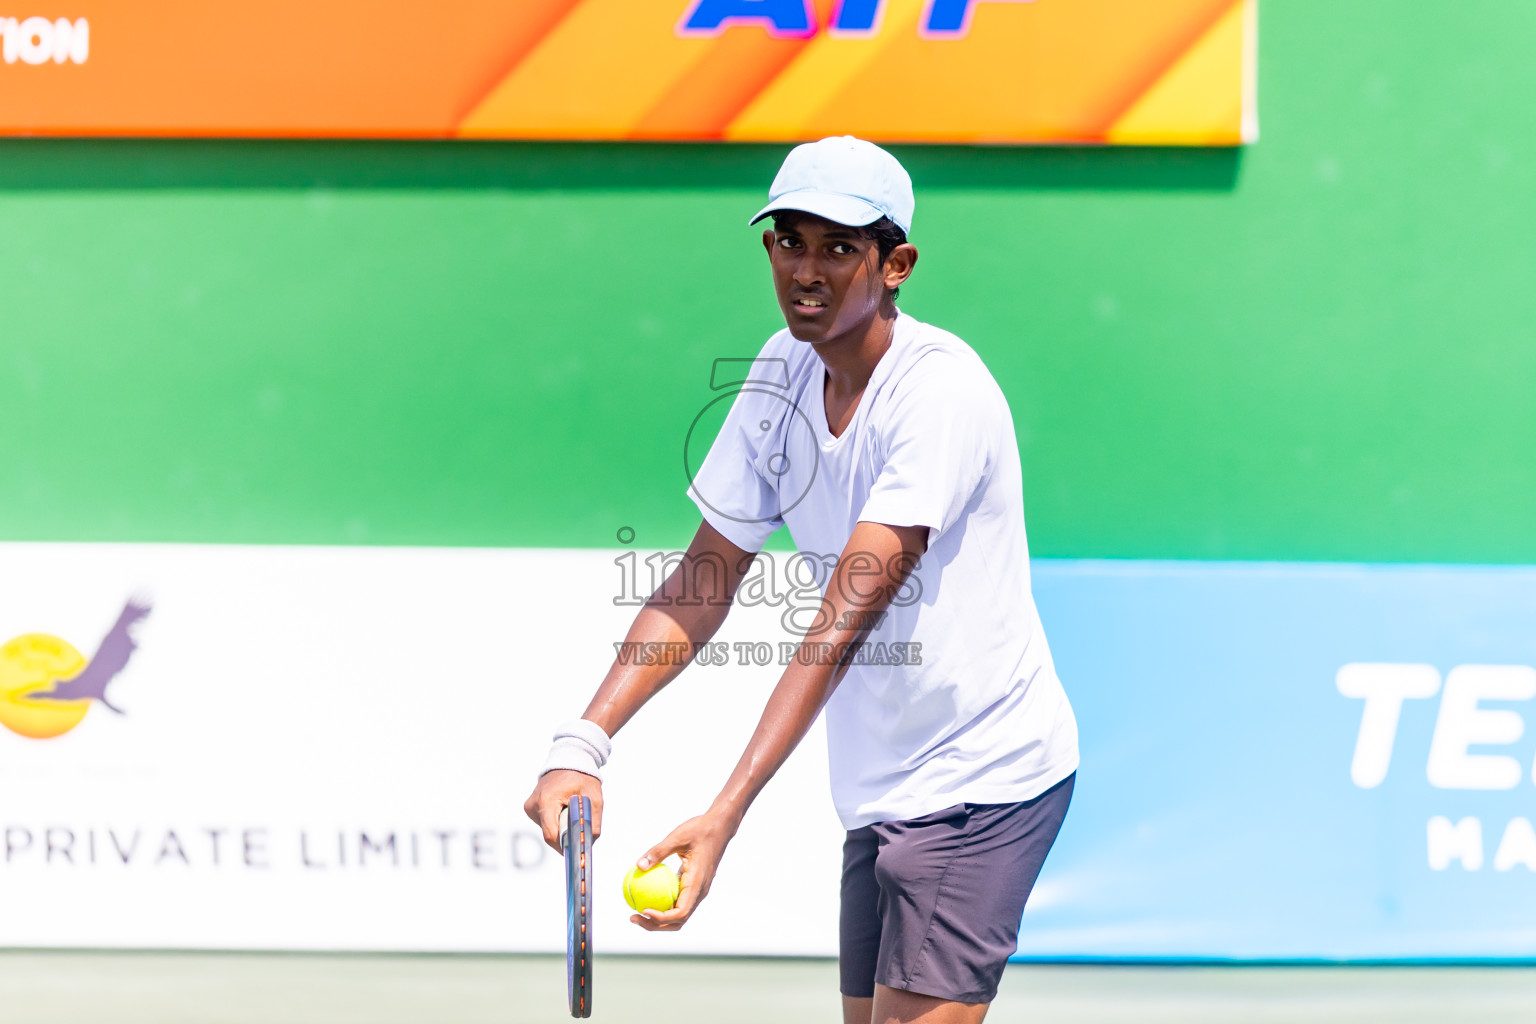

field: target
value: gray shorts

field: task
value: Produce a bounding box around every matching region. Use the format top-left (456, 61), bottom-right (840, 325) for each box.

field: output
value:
top-left (838, 773), bottom-right (1074, 1004)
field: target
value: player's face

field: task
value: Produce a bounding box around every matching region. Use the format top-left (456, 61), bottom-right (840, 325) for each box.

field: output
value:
top-left (763, 214), bottom-right (889, 343)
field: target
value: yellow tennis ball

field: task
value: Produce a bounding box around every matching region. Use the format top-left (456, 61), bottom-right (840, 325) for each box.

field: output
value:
top-left (622, 863), bottom-right (680, 914)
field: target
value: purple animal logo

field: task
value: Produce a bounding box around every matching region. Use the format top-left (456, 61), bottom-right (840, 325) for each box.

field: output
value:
top-left (0, 600), bottom-right (152, 739)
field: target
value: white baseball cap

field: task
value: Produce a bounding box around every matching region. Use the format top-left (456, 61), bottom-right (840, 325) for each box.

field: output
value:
top-left (750, 135), bottom-right (914, 235)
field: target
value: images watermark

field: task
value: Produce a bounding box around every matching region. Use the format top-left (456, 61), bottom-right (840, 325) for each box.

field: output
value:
top-left (613, 545), bottom-right (922, 632)
top-left (610, 543), bottom-right (924, 669)
top-left (606, 355), bottom-right (926, 669)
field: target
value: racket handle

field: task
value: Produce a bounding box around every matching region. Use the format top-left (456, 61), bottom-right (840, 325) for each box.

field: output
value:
top-left (558, 805), bottom-right (571, 852)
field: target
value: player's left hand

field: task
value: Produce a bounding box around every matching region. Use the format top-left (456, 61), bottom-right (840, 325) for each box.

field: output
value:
top-left (630, 812), bottom-right (736, 931)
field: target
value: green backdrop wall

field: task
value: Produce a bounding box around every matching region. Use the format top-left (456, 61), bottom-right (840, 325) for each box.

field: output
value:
top-left (1, 0), bottom-right (1532, 562)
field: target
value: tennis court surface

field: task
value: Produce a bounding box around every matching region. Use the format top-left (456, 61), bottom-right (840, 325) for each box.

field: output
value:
top-left (5, 953), bottom-right (1536, 1023)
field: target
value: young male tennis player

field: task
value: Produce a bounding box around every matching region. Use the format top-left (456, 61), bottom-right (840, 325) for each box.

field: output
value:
top-left (526, 136), bottom-right (1079, 1024)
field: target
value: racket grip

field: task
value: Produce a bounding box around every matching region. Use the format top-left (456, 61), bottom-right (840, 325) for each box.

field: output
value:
top-left (558, 805), bottom-right (571, 852)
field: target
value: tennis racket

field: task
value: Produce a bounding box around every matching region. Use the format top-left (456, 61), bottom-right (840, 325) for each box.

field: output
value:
top-left (559, 797), bottom-right (594, 1018)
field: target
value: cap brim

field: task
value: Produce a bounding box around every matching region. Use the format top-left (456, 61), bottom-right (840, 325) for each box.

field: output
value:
top-left (749, 190), bottom-right (886, 228)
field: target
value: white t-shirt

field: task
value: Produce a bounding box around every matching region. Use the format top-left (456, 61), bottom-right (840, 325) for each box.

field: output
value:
top-left (687, 312), bottom-right (1079, 830)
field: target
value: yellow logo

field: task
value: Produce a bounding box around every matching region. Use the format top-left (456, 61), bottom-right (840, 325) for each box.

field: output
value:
top-left (0, 601), bottom-right (151, 740)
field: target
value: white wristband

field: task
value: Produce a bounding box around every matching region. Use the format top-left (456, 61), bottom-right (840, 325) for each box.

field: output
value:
top-left (539, 719), bottom-right (613, 781)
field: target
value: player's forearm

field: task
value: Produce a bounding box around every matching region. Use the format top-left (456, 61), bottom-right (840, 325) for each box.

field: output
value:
top-left (581, 595), bottom-right (731, 736)
top-left (707, 521), bottom-right (926, 829)
top-left (707, 599), bottom-right (892, 827)
top-left (706, 657), bottom-right (841, 832)
top-left (576, 523), bottom-right (749, 737)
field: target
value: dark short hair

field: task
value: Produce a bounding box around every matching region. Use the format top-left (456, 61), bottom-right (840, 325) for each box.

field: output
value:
top-left (860, 216), bottom-right (908, 266)
top-left (771, 212), bottom-right (910, 301)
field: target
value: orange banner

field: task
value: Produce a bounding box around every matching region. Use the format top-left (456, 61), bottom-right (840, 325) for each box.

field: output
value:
top-left (0, 0), bottom-right (1256, 143)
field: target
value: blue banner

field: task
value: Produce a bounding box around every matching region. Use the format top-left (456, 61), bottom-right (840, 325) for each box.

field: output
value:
top-left (1019, 560), bottom-right (1536, 959)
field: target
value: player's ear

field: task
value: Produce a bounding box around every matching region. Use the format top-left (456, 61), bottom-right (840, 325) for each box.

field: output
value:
top-left (883, 243), bottom-right (918, 290)
top-left (762, 228), bottom-right (775, 255)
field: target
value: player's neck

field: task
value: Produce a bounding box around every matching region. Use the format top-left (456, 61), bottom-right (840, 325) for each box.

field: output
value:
top-left (813, 305), bottom-right (898, 398)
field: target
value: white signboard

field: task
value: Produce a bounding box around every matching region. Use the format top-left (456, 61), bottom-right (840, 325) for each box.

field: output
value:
top-left (0, 543), bottom-right (843, 954)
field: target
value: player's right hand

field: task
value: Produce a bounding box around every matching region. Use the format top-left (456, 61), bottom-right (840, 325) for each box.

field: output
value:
top-left (525, 769), bottom-right (604, 852)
